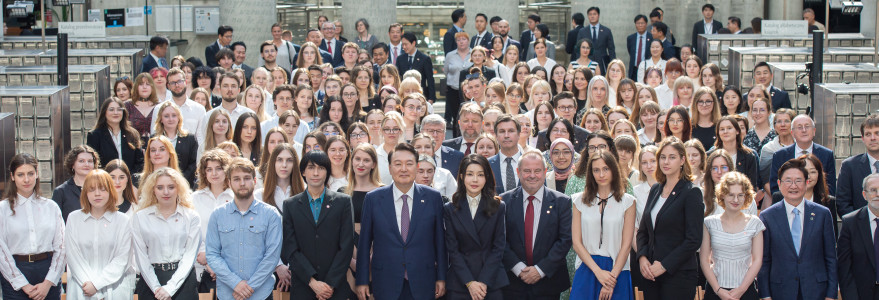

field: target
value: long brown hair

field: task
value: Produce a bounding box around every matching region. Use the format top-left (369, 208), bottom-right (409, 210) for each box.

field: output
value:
top-left (95, 97), bottom-right (142, 149)
top-left (703, 149), bottom-right (733, 216)
top-left (799, 154), bottom-right (830, 205)
top-left (259, 128), bottom-right (290, 178)
top-left (262, 143), bottom-right (305, 207)
top-left (4, 153), bottom-right (40, 215)
top-left (713, 115), bottom-right (751, 154)
top-left (662, 105), bottom-right (692, 142)
top-left (204, 109), bottom-right (233, 152)
top-left (582, 150), bottom-right (626, 205)
top-left (196, 149), bottom-right (232, 190)
top-left (655, 136), bottom-right (695, 184)
top-left (132, 73), bottom-right (159, 105)
top-left (451, 154), bottom-right (500, 217)
top-left (104, 159), bottom-right (138, 207)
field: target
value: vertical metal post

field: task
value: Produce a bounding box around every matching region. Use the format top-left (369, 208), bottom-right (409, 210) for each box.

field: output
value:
top-left (58, 33), bottom-right (68, 86)
top-left (824, 0), bottom-right (830, 52)
top-left (811, 30), bottom-right (824, 118)
top-left (875, 0), bottom-right (878, 67)
top-left (40, 0), bottom-right (46, 51)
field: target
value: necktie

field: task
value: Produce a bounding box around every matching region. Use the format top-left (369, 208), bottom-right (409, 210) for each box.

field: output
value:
top-left (791, 208), bottom-right (802, 254)
top-left (401, 194), bottom-right (410, 279)
top-left (475, 35), bottom-right (482, 47)
top-left (525, 195), bottom-right (535, 265)
top-left (505, 157), bottom-right (515, 192)
top-left (464, 142), bottom-right (474, 155)
top-left (636, 36), bottom-right (643, 67)
top-left (392, 46), bottom-right (398, 65)
top-left (801, 150), bottom-right (808, 156)
top-left (592, 26), bottom-right (597, 41)
top-left (159, 57), bottom-right (168, 68)
top-left (873, 218), bottom-right (879, 282)
top-left (327, 41), bottom-right (333, 56)
top-left (873, 161), bottom-right (879, 174)
top-left (409, 55), bottom-right (414, 66)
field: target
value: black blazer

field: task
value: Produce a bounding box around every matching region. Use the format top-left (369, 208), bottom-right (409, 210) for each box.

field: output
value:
top-left (707, 148), bottom-right (760, 192)
top-left (444, 198), bottom-right (509, 294)
top-left (838, 207), bottom-right (879, 300)
top-left (837, 153), bottom-right (872, 216)
top-left (443, 136), bottom-right (467, 153)
top-left (86, 128), bottom-right (144, 174)
top-left (500, 187), bottom-right (572, 297)
top-left (204, 41), bottom-right (223, 68)
top-left (175, 135), bottom-right (199, 188)
top-left (636, 179), bottom-right (704, 275)
top-left (470, 31), bottom-right (493, 49)
top-left (281, 190), bottom-right (355, 300)
top-left (395, 50), bottom-right (436, 101)
top-left (566, 25), bottom-right (584, 60)
top-left (626, 32), bottom-right (653, 80)
top-left (319, 39), bottom-right (345, 67)
top-left (238, 63), bottom-right (254, 86)
top-left (458, 66), bottom-right (497, 89)
top-left (141, 54), bottom-right (161, 74)
top-left (692, 19), bottom-right (724, 51)
top-left (535, 125), bottom-right (590, 153)
top-left (443, 26), bottom-right (462, 55)
top-left (577, 24), bottom-right (616, 72)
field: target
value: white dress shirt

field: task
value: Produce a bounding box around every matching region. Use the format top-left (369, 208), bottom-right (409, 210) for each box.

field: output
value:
top-left (783, 200), bottom-right (806, 245)
top-left (512, 186), bottom-right (546, 277)
top-left (389, 43), bottom-right (402, 65)
top-left (376, 145), bottom-right (393, 185)
top-left (650, 195), bottom-right (668, 227)
top-left (458, 140), bottom-right (477, 154)
top-left (150, 98), bottom-right (207, 136)
top-left (499, 148), bottom-right (524, 189)
top-left (526, 58), bottom-right (557, 73)
top-left (65, 210), bottom-right (134, 300)
top-left (110, 128), bottom-right (123, 159)
top-left (196, 104), bottom-right (255, 145)
top-left (432, 167), bottom-right (458, 199)
top-left (654, 84), bottom-right (674, 110)
top-left (794, 143), bottom-right (814, 156)
top-left (637, 59), bottom-right (667, 86)
top-left (0, 194), bottom-right (66, 290)
top-left (869, 208), bottom-right (879, 241)
top-left (572, 192), bottom-right (636, 269)
top-left (467, 194), bottom-right (481, 219)
top-left (131, 205), bottom-right (201, 296)
top-left (392, 184), bottom-right (415, 234)
top-left (260, 113), bottom-right (311, 143)
top-left (704, 19), bottom-right (714, 34)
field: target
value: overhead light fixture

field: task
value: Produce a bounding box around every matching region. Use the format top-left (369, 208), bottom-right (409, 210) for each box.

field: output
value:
top-left (841, 1), bottom-right (864, 15)
top-left (6, 1), bottom-right (34, 18)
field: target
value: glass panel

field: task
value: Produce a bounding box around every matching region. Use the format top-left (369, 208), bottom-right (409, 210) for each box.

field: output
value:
top-left (35, 140), bottom-right (51, 160)
top-left (83, 93), bottom-right (97, 111)
top-left (39, 161), bottom-right (52, 181)
top-left (18, 141), bottom-right (34, 156)
top-left (852, 116), bottom-right (866, 136)
top-left (836, 137), bottom-right (851, 158)
top-left (35, 118), bottom-right (50, 138)
top-left (70, 93), bottom-right (82, 111)
top-left (837, 94), bottom-right (852, 115)
top-left (18, 97), bottom-right (33, 118)
top-left (836, 117), bottom-right (851, 136)
top-left (35, 97), bottom-right (50, 117)
top-left (1, 97), bottom-right (16, 113)
top-left (853, 95), bottom-right (869, 115)
top-left (19, 118), bottom-right (34, 140)
top-left (23, 74), bottom-right (37, 86)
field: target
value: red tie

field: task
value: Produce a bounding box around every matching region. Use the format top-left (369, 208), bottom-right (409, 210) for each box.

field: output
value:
top-left (525, 195), bottom-right (535, 265)
top-left (464, 142), bottom-right (474, 155)
top-left (392, 46), bottom-right (398, 65)
top-left (327, 41), bottom-right (333, 55)
top-left (636, 36), bottom-right (643, 67)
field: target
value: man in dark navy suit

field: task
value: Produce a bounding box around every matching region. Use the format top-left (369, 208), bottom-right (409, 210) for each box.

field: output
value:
top-left (490, 20), bottom-right (521, 56)
top-left (297, 28), bottom-right (334, 66)
top-left (769, 115), bottom-right (835, 196)
top-left (230, 42), bottom-right (253, 86)
top-left (205, 25), bottom-right (233, 68)
top-left (319, 22), bottom-right (344, 67)
top-left (421, 115), bottom-right (464, 177)
top-left (356, 143), bottom-right (447, 300)
top-left (627, 15), bottom-right (653, 80)
top-left (577, 7), bottom-right (615, 73)
top-left (759, 159), bottom-right (838, 300)
top-left (566, 13), bottom-right (585, 61)
top-left (837, 173), bottom-right (879, 300)
top-left (443, 102), bottom-right (484, 155)
top-left (838, 114), bottom-right (879, 216)
top-left (142, 35), bottom-right (169, 73)
top-left (500, 149), bottom-right (572, 299)
top-left (488, 115), bottom-right (524, 194)
top-left (745, 62), bottom-right (793, 112)
top-left (395, 32), bottom-right (436, 102)
top-left (519, 14), bottom-right (540, 61)
top-left (470, 13), bottom-right (493, 49)
top-left (691, 4), bottom-right (724, 55)
top-left (443, 9), bottom-right (467, 55)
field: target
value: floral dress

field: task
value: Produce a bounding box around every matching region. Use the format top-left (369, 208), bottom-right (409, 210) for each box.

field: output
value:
top-left (743, 128), bottom-right (777, 160)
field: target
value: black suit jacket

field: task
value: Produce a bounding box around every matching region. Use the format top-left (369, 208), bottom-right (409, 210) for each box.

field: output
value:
top-left (636, 180), bottom-right (704, 275)
top-left (281, 190), bottom-right (355, 299)
top-left (519, 30), bottom-right (534, 61)
top-left (566, 25), bottom-right (584, 60)
top-left (837, 153), bottom-right (873, 216)
top-left (86, 128), bottom-right (144, 174)
top-left (205, 41), bottom-right (223, 68)
top-left (692, 19), bottom-right (724, 52)
top-left (458, 66), bottom-right (497, 89)
top-left (175, 134), bottom-right (199, 187)
top-left (743, 86), bottom-right (792, 113)
top-left (838, 207), bottom-right (879, 300)
top-left (443, 26), bottom-right (462, 55)
top-left (141, 54), bottom-right (161, 74)
top-left (500, 187), bottom-right (572, 297)
top-left (319, 39), bottom-right (345, 67)
top-left (577, 24), bottom-right (616, 72)
top-left (444, 199), bottom-right (509, 293)
top-left (535, 125), bottom-right (590, 153)
top-left (396, 50), bottom-right (436, 101)
top-left (626, 32), bottom-right (653, 80)
top-left (443, 136), bottom-right (467, 153)
top-left (237, 64), bottom-right (254, 86)
top-left (470, 31), bottom-right (493, 49)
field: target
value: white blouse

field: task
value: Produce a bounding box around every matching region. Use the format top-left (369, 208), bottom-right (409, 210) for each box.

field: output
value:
top-left (254, 185), bottom-right (292, 211)
top-left (0, 194), bottom-right (66, 290)
top-left (65, 210), bottom-right (134, 300)
top-left (431, 167), bottom-right (458, 199)
top-left (704, 215), bottom-right (766, 289)
top-left (191, 188), bottom-right (233, 279)
top-left (131, 205), bottom-right (201, 296)
top-left (376, 144), bottom-right (393, 185)
top-left (571, 192), bottom-right (636, 270)
top-left (633, 182), bottom-right (652, 227)
top-left (328, 176), bottom-right (349, 193)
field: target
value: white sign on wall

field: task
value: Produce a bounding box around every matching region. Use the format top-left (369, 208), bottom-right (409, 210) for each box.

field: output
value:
top-left (762, 20), bottom-right (809, 37)
top-left (58, 22), bottom-right (106, 38)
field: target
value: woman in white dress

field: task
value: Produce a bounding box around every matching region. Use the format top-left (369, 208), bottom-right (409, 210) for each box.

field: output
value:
top-left (636, 40), bottom-right (667, 85)
top-left (526, 38), bottom-right (557, 72)
top-left (190, 149), bottom-right (234, 291)
top-left (65, 169), bottom-right (135, 299)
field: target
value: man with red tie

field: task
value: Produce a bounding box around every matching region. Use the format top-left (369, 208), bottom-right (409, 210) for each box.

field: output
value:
top-left (627, 15), bottom-right (653, 80)
top-left (442, 102), bottom-right (484, 156)
top-left (501, 149), bottom-right (572, 299)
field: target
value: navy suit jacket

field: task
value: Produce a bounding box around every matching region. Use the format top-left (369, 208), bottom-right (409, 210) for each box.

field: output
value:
top-left (769, 143), bottom-right (836, 195)
top-left (443, 26), bottom-right (462, 55)
top-left (488, 154), bottom-right (520, 194)
top-left (395, 50), bottom-right (436, 101)
top-left (141, 53), bottom-right (161, 74)
top-left (470, 31), bottom-right (493, 49)
top-left (319, 39), bottom-right (345, 67)
top-left (626, 32), bottom-right (653, 80)
top-left (577, 24), bottom-right (616, 72)
top-left (500, 187), bottom-right (572, 297)
top-left (519, 30), bottom-right (534, 61)
top-left (661, 39), bottom-right (676, 61)
top-left (566, 25), bottom-right (584, 60)
top-left (837, 207), bottom-right (879, 300)
top-left (692, 19), bottom-right (724, 52)
top-left (837, 153), bottom-right (873, 216)
top-left (758, 200), bottom-right (838, 299)
top-left (443, 136), bottom-right (466, 153)
top-left (439, 146), bottom-right (464, 178)
top-left (443, 199), bottom-right (509, 294)
top-left (743, 86), bottom-right (792, 113)
top-left (355, 184), bottom-right (447, 300)
top-left (205, 41), bottom-right (223, 68)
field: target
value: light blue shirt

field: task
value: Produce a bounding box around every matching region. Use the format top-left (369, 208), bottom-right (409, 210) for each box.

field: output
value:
top-left (205, 199), bottom-right (282, 300)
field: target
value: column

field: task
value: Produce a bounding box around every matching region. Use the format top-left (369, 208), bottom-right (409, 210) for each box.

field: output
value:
top-left (220, 0), bottom-right (277, 66)
top-left (465, 0), bottom-right (519, 42)
top-left (341, 0), bottom-right (398, 44)
top-left (768, 0), bottom-right (802, 21)
top-left (571, 0), bottom-right (639, 67)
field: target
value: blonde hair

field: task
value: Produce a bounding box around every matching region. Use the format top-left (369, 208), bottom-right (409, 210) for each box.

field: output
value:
top-left (153, 101), bottom-right (188, 137)
top-left (80, 169), bottom-right (119, 213)
top-left (380, 65), bottom-right (402, 92)
top-left (142, 136), bottom-right (180, 185)
top-left (138, 167), bottom-right (194, 211)
top-left (399, 77), bottom-right (423, 98)
top-left (217, 141), bottom-right (241, 157)
top-left (584, 75), bottom-right (611, 109)
top-left (528, 80), bottom-right (551, 108)
top-left (239, 85), bottom-right (271, 122)
top-left (715, 171), bottom-right (756, 210)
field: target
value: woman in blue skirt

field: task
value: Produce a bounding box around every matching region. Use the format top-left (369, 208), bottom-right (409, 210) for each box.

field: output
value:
top-left (570, 150), bottom-right (636, 300)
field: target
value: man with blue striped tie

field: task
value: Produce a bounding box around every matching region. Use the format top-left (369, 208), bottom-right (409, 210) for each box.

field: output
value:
top-left (142, 36), bottom-right (169, 73)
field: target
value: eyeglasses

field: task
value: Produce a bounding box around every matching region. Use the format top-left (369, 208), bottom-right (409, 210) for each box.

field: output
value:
top-left (423, 129), bottom-right (444, 135)
top-left (342, 92), bottom-right (358, 97)
top-left (794, 125), bottom-right (813, 131)
top-left (551, 149), bottom-right (573, 157)
top-left (781, 179), bottom-right (806, 186)
top-left (587, 144), bottom-right (608, 152)
top-left (323, 132), bottom-right (339, 136)
top-left (697, 100), bottom-right (713, 106)
top-left (557, 105), bottom-right (576, 112)
top-left (404, 105), bottom-right (423, 112)
top-left (382, 128), bottom-right (402, 134)
top-left (551, 128), bottom-right (569, 135)
top-left (724, 194), bottom-right (747, 201)
top-left (711, 166), bottom-right (729, 173)
top-left (169, 80), bottom-right (186, 86)
top-left (349, 133), bottom-right (368, 139)
top-left (866, 188), bottom-right (879, 195)
top-left (667, 118), bottom-right (685, 124)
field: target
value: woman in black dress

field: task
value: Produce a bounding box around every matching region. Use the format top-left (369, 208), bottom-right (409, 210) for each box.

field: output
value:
top-left (342, 144), bottom-right (384, 290)
top-left (53, 145), bottom-right (100, 222)
top-left (105, 159), bottom-right (138, 214)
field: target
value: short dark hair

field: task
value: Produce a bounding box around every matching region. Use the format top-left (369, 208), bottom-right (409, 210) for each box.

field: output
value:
top-left (451, 9), bottom-right (466, 23)
top-left (653, 22), bottom-right (668, 36)
top-left (651, 7), bottom-right (664, 14)
top-left (634, 14), bottom-right (648, 23)
top-left (702, 4), bottom-right (715, 12)
top-left (218, 25), bottom-right (233, 36)
top-left (587, 7), bottom-right (600, 15)
top-left (307, 65), bottom-right (322, 72)
top-left (230, 41), bottom-right (246, 52)
top-left (389, 143), bottom-right (419, 163)
top-left (649, 11), bottom-right (662, 19)
top-left (728, 16), bottom-right (742, 28)
top-left (192, 66), bottom-right (216, 90)
top-left (300, 150), bottom-right (332, 186)
top-left (754, 61), bottom-right (771, 74)
top-left (535, 24), bottom-right (550, 39)
top-left (215, 49), bottom-right (234, 62)
top-left (476, 13), bottom-right (488, 22)
top-left (494, 114), bottom-right (522, 134)
top-left (572, 13), bottom-right (585, 26)
top-left (751, 17), bottom-right (763, 32)
top-left (149, 35), bottom-right (169, 51)
top-left (372, 42), bottom-right (389, 55)
top-left (401, 32), bottom-right (417, 44)
top-left (777, 158), bottom-right (808, 182)
top-left (553, 91), bottom-right (575, 107)
top-left (260, 41), bottom-right (277, 54)
top-left (861, 114), bottom-right (879, 135)
top-left (528, 14), bottom-right (541, 23)
top-left (489, 16), bottom-right (502, 25)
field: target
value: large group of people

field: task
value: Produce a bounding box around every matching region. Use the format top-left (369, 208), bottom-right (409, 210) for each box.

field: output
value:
top-left (0, 5), bottom-right (873, 300)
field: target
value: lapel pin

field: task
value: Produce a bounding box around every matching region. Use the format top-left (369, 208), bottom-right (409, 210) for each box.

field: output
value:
top-left (672, 191), bottom-right (676, 195)
top-left (549, 206), bottom-right (552, 209)
top-left (326, 205), bottom-right (330, 209)
top-left (547, 210), bottom-right (551, 214)
top-left (250, 217), bottom-right (253, 220)
top-left (421, 200), bottom-right (425, 203)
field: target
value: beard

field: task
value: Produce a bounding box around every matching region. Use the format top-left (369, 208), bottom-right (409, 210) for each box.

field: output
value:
top-left (171, 88), bottom-right (186, 98)
top-left (234, 188), bottom-right (253, 200)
